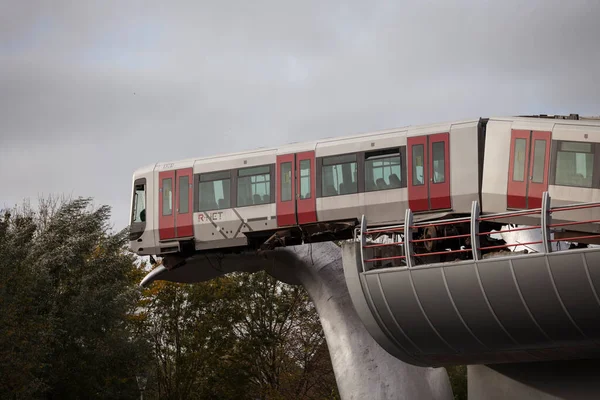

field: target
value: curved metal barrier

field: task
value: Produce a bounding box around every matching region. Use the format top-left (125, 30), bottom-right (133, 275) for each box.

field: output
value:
top-left (344, 192), bottom-right (600, 367)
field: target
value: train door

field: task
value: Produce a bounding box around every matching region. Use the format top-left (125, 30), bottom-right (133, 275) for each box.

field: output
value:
top-left (276, 151), bottom-right (317, 227)
top-left (407, 133), bottom-right (451, 212)
top-left (296, 151), bottom-right (317, 224)
top-left (507, 130), bottom-right (551, 209)
top-left (159, 168), bottom-right (194, 240)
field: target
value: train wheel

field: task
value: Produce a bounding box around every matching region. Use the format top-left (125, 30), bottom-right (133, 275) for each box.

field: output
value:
top-left (424, 226), bottom-right (437, 252)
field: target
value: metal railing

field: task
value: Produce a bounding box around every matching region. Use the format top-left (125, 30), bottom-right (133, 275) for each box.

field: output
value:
top-left (358, 192), bottom-right (600, 273)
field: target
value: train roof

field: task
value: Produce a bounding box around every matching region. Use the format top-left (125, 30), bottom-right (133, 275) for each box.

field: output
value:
top-left (134, 114), bottom-right (600, 175)
top-left (490, 115), bottom-right (600, 125)
top-left (145, 118), bottom-right (479, 172)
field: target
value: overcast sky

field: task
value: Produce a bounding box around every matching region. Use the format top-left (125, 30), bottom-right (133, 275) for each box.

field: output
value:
top-left (1, 0), bottom-right (599, 230)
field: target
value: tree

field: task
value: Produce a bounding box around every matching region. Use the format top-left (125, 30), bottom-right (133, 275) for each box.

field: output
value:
top-left (134, 276), bottom-right (254, 400)
top-left (0, 197), bottom-right (149, 399)
top-left (231, 271), bottom-right (339, 400)
top-left (446, 365), bottom-right (467, 400)
top-left (0, 205), bottom-right (51, 398)
top-left (137, 270), bottom-right (339, 400)
top-left (1, 196), bottom-right (339, 399)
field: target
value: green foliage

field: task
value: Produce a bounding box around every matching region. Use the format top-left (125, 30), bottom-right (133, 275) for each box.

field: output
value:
top-left (0, 209), bottom-right (50, 397)
top-left (446, 365), bottom-right (468, 400)
top-left (0, 197), bottom-right (148, 399)
top-left (0, 196), bottom-right (340, 399)
top-left (231, 272), bottom-right (339, 400)
top-left (136, 271), bottom-right (339, 400)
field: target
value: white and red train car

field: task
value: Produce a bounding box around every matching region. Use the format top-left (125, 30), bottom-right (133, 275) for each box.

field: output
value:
top-left (128, 114), bottom-right (600, 267)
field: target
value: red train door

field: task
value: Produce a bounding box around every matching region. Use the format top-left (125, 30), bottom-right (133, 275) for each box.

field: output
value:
top-left (507, 130), bottom-right (551, 209)
top-left (175, 168), bottom-right (194, 237)
top-left (407, 135), bottom-right (428, 211)
top-left (276, 154), bottom-right (296, 226)
top-left (428, 133), bottom-right (451, 210)
top-left (296, 151), bottom-right (317, 224)
top-left (407, 133), bottom-right (451, 212)
top-left (276, 151), bottom-right (318, 227)
top-left (159, 167), bottom-right (194, 240)
top-left (528, 131), bottom-right (551, 208)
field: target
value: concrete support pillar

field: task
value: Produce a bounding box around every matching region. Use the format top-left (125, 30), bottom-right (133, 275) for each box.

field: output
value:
top-left (273, 243), bottom-right (453, 400)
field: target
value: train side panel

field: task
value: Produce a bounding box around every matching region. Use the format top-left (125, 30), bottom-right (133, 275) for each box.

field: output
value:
top-left (192, 150), bottom-right (278, 250)
top-left (405, 120), bottom-right (480, 218)
top-left (193, 203), bottom-right (278, 250)
top-left (481, 120), bottom-right (512, 214)
top-left (315, 129), bottom-right (408, 226)
top-left (548, 122), bottom-right (600, 233)
top-left (482, 117), bottom-right (600, 233)
top-left (194, 149), bottom-right (276, 174)
top-left (480, 118), bottom-right (556, 214)
top-left (447, 121), bottom-right (480, 215)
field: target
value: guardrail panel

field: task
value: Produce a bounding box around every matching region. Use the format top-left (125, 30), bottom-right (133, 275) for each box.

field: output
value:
top-left (358, 192), bottom-right (600, 269)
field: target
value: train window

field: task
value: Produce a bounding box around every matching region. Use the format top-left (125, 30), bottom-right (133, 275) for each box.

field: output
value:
top-left (199, 171), bottom-right (231, 211)
top-left (281, 162), bottom-right (292, 201)
top-left (321, 154), bottom-right (357, 196)
top-left (365, 150), bottom-right (401, 191)
top-left (512, 138), bottom-right (527, 182)
top-left (132, 182), bottom-right (146, 223)
top-left (299, 160), bottom-right (311, 199)
top-left (162, 178), bottom-right (173, 216)
top-left (179, 175), bottom-right (189, 213)
top-left (238, 165), bottom-right (271, 207)
top-left (412, 145), bottom-right (425, 185)
top-left (432, 141), bottom-right (445, 183)
top-left (554, 141), bottom-right (594, 188)
top-left (531, 139), bottom-right (547, 183)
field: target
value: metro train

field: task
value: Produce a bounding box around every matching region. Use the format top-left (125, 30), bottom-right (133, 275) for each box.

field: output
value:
top-left (128, 114), bottom-right (600, 269)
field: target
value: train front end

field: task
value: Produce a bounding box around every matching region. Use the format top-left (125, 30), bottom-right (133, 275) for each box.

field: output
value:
top-left (129, 164), bottom-right (157, 256)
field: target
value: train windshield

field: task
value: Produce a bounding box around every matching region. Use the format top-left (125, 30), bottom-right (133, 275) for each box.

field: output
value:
top-left (132, 182), bottom-right (146, 223)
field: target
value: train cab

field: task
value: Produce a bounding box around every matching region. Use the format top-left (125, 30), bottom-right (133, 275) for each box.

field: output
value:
top-left (129, 163), bottom-right (158, 256)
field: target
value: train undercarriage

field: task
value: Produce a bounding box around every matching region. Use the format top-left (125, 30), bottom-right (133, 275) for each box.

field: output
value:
top-left (359, 219), bottom-right (594, 269)
top-left (365, 219), bottom-right (510, 268)
top-left (157, 213), bottom-right (594, 271)
top-left (361, 219), bottom-right (497, 266)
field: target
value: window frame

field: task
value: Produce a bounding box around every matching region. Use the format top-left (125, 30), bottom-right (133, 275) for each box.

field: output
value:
top-left (129, 177), bottom-right (147, 241)
top-left (411, 144), bottom-right (426, 187)
top-left (193, 165), bottom-right (275, 212)
top-left (511, 138), bottom-right (527, 183)
top-left (131, 178), bottom-right (147, 223)
top-left (531, 138), bottom-right (547, 184)
top-left (235, 164), bottom-right (275, 208)
top-left (316, 146), bottom-right (408, 198)
top-left (364, 147), bottom-right (407, 192)
top-left (194, 170), bottom-right (232, 212)
top-left (162, 177), bottom-right (173, 216)
top-left (299, 159), bottom-right (312, 199)
top-left (317, 153), bottom-right (359, 198)
top-left (549, 139), bottom-right (600, 189)
top-left (431, 140), bottom-right (446, 184)
top-left (280, 162), bottom-right (293, 202)
top-left (178, 175), bottom-right (190, 214)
